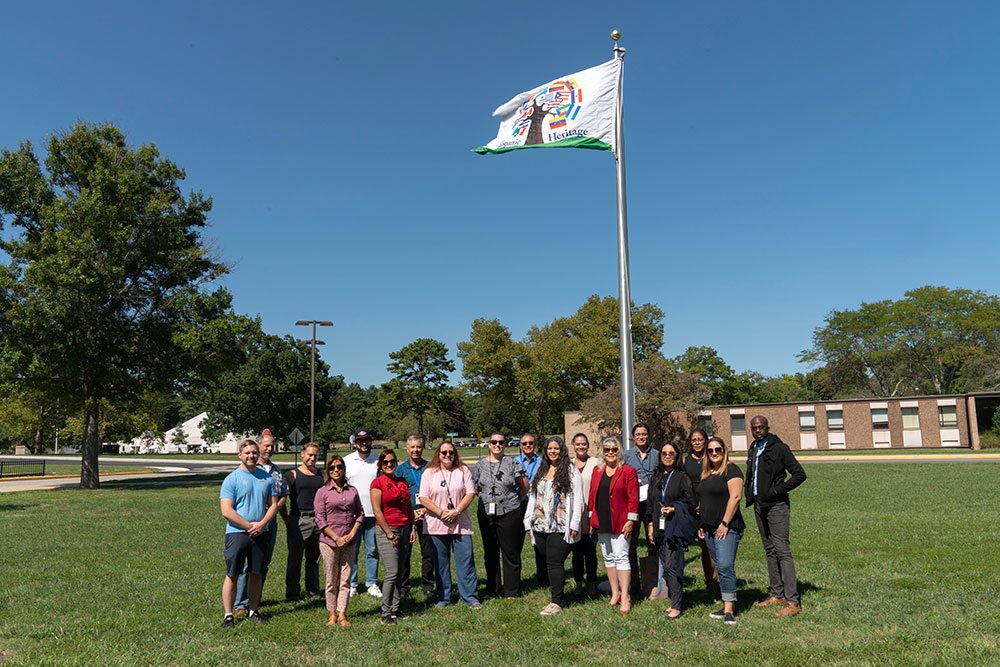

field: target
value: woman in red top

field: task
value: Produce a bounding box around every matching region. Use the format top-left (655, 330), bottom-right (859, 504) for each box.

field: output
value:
top-left (370, 450), bottom-right (416, 624)
top-left (587, 435), bottom-right (639, 614)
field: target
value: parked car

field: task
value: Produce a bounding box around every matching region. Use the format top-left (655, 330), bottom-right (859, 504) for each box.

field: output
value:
top-left (507, 438), bottom-right (520, 448)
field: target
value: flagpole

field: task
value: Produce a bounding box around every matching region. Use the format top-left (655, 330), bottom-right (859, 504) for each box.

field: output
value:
top-left (611, 30), bottom-right (636, 450)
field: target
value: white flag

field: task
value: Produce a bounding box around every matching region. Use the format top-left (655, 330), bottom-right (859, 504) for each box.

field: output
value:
top-left (474, 59), bottom-right (620, 155)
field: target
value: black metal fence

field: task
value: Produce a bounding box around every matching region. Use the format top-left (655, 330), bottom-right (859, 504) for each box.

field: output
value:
top-left (0, 459), bottom-right (46, 478)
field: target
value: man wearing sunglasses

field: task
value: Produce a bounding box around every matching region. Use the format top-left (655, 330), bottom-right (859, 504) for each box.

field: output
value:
top-left (344, 429), bottom-right (382, 598)
top-left (745, 415), bottom-right (807, 617)
top-left (517, 434), bottom-right (547, 586)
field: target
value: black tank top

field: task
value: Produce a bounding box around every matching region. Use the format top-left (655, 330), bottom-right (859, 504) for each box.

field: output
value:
top-left (289, 468), bottom-right (324, 514)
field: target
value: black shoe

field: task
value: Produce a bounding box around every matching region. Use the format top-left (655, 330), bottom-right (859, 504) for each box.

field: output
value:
top-left (709, 607), bottom-right (725, 619)
top-left (248, 611), bottom-right (269, 624)
top-left (381, 616), bottom-right (396, 625)
top-left (285, 595), bottom-right (300, 603)
top-left (724, 612), bottom-right (737, 625)
top-left (221, 615), bottom-right (235, 629)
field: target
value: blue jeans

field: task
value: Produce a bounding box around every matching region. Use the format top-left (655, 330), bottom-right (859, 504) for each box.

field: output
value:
top-left (350, 517), bottom-right (380, 588)
top-left (428, 534), bottom-right (479, 605)
top-left (234, 522), bottom-right (278, 611)
top-left (704, 528), bottom-right (743, 603)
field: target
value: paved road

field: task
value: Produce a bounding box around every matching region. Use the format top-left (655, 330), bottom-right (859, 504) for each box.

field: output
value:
top-left (2, 452), bottom-right (998, 493)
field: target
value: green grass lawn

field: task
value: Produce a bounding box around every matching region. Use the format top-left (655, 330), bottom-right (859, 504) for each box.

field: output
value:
top-left (1, 463), bottom-right (999, 666)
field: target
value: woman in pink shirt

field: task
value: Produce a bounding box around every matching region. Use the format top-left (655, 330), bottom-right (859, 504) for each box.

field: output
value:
top-left (313, 455), bottom-right (363, 627)
top-left (418, 442), bottom-right (480, 608)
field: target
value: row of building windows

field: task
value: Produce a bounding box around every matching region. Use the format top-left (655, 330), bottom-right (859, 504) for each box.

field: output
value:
top-left (699, 405), bottom-right (959, 435)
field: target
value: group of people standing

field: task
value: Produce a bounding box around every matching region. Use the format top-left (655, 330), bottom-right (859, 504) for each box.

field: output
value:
top-left (218, 416), bottom-right (806, 628)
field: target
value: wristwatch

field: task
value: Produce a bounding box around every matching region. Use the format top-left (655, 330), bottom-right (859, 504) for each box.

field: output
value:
top-left (721, 520), bottom-right (730, 528)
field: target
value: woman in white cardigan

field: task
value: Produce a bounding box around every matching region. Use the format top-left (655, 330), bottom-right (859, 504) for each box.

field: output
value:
top-left (523, 435), bottom-right (584, 615)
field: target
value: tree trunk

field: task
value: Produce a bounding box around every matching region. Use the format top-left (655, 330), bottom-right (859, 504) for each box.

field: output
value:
top-left (525, 100), bottom-right (548, 146)
top-left (80, 399), bottom-right (101, 489)
top-left (416, 411), bottom-right (424, 439)
top-left (33, 407), bottom-right (45, 454)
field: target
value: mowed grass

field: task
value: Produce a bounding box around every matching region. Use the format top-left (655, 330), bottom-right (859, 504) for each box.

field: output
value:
top-left (1, 464), bottom-right (999, 666)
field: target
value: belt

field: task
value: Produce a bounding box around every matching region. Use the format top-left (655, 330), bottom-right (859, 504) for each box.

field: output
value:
top-left (297, 511), bottom-right (315, 516)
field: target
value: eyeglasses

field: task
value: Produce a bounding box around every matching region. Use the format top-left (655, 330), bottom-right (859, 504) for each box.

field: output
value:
top-left (603, 447), bottom-right (619, 453)
top-left (662, 451), bottom-right (677, 458)
top-left (707, 447), bottom-right (724, 454)
top-left (440, 450), bottom-right (455, 457)
top-left (489, 439), bottom-right (505, 445)
top-left (382, 460), bottom-right (397, 467)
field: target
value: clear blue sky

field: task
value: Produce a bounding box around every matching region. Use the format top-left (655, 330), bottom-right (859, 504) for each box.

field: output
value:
top-left (3, 1), bottom-right (998, 387)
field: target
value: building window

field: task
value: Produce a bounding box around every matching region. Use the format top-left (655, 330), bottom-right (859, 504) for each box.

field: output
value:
top-left (731, 414), bottom-right (745, 434)
top-left (827, 410), bottom-right (844, 431)
top-left (902, 407), bottom-right (920, 430)
top-left (698, 415), bottom-right (714, 436)
top-left (871, 408), bottom-right (889, 430)
top-left (938, 405), bottom-right (958, 428)
top-left (799, 411), bottom-right (816, 432)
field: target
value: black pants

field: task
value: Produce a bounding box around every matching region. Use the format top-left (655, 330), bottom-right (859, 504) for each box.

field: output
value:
top-left (627, 499), bottom-right (650, 596)
top-left (571, 535), bottom-right (598, 584)
top-left (285, 513), bottom-right (321, 599)
top-left (400, 520), bottom-right (435, 597)
top-left (477, 505), bottom-right (523, 598)
top-left (533, 532), bottom-right (572, 606)
top-left (520, 501), bottom-right (547, 584)
top-left (657, 538), bottom-right (686, 610)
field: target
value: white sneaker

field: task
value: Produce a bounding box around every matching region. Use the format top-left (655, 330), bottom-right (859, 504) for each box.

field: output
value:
top-left (367, 584), bottom-right (382, 597)
top-left (540, 602), bottom-right (562, 615)
top-left (349, 587), bottom-right (358, 598)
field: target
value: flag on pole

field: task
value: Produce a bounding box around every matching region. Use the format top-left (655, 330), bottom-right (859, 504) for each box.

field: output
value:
top-left (474, 59), bottom-right (621, 155)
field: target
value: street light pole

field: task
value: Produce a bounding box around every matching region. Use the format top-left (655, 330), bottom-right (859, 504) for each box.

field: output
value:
top-left (296, 319), bottom-right (333, 458)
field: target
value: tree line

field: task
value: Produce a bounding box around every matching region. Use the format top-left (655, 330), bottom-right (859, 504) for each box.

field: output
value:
top-left (4, 123), bottom-right (1000, 487)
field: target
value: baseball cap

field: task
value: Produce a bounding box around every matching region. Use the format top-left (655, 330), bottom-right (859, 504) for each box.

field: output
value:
top-left (353, 429), bottom-right (373, 441)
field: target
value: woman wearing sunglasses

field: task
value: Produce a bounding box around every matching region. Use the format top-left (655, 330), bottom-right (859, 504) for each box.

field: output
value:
top-left (314, 455), bottom-right (364, 627)
top-left (699, 437), bottom-right (745, 625)
top-left (371, 449), bottom-right (417, 624)
top-left (684, 428), bottom-right (718, 598)
top-left (418, 442), bottom-right (481, 608)
top-left (587, 435), bottom-right (639, 614)
top-left (523, 436), bottom-right (584, 615)
top-left (471, 432), bottom-right (529, 599)
top-left (646, 441), bottom-right (696, 619)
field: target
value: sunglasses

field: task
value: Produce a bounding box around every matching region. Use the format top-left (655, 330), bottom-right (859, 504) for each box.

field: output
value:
top-left (490, 439), bottom-right (505, 445)
top-left (707, 447), bottom-right (724, 454)
top-left (383, 459), bottom-right (397, 467)
top-left (603, 447), bottom-right (619, 453)
top-left (329, 463), bottom-right (345, 470)
top-left (662, 451), bottom-right (677, 458)
top-left (440, 450), bottom-right (455, 457)
top-left (521, 441), bottom-right (534, 446)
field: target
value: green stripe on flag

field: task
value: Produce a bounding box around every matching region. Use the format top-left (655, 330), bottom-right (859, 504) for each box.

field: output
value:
top-left (473, 136), bottom-right (613, 155)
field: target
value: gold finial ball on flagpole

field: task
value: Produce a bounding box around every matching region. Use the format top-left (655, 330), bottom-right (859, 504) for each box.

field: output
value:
top-left (611, 29), bottom-right (621, 41)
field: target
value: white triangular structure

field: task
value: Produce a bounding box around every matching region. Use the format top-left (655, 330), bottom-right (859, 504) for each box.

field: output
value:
top-left (118, 412), bottom-right (246, 454)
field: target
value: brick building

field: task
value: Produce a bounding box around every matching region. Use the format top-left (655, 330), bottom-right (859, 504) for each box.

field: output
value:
top-left (565, 392), bottom-right (1000, 452)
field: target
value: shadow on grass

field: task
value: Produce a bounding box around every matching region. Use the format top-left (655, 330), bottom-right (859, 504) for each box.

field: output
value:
top-left (102, 474), bottom-right (227, 489)
top-left (0, 502), bottom-right (32, 513)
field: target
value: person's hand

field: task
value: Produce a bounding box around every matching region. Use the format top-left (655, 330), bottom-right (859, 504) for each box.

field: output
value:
top-left (388, 532), bottom-right (400, 549)
top-left (247, 521), bottom-right (264, 537)
top-left (623, 520), bottom-right (634, 540)
top-left (414, 507), bottom-right (427, 521)
top-left (570, 529), bottom-right (579, 540)
top-left (409, 526), bottom-right (417, 544)
top-left (589, 528), bottom-right (597, 540)
top-left (441, 509), bottom-right (459, 524)
top-left (715, 524), bottom-right (729, 541)
top-left (662, 505), bottom-right (675, 516)
top-left (646, 525), bottom-right (654, 543)
top-left (697, 527), bottom-right (704, 540)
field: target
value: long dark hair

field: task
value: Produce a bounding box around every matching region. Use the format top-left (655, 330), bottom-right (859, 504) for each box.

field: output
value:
top-left (687, 428), bottom-right (709, 454)
top-left (532, 436), bottom-right (572, 497)
top-left (375, 449), bottom-right (397, 478)
top-left (650, 441), bottom-right (685, 492)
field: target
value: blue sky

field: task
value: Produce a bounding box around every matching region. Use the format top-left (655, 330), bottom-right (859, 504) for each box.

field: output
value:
top-left (2, 1), bottom-right (998, 387)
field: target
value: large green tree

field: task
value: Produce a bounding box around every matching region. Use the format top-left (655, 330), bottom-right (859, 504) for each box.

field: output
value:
top-left (0, 123), bottom-right (238, 487)
top-left (201, 331), bottom-right (343, 446)
top-left (800, 286), bottom-right (1000, 397)
top-left (459, 295), bottom-right (665, 435)
top-left (384, 338), bottom-right (456, 438)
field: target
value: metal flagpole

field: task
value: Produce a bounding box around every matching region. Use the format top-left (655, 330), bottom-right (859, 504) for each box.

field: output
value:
top-left (611, 30), bottom-right (636, 450)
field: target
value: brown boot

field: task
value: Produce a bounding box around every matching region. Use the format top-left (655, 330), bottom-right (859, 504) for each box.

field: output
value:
top-left (326, 612), bottom-right (338, 626)
top-left (756, 596), bottom-right (786, 608)
top-left (775, 602), bottom-right (801, 617)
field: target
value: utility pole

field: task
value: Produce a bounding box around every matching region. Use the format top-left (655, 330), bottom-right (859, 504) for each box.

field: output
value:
top-left (296, 319), bottom-right (333, 460)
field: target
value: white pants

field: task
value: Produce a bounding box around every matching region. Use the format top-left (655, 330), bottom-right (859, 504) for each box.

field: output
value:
top-left (598, 532), bottom-right (630, 571)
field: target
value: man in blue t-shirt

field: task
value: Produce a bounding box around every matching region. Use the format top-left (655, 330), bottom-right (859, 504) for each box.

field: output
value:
top-left (396, 434), bottom-right (435, 599)
top-left (219, 439), bottom-right (278, 628)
